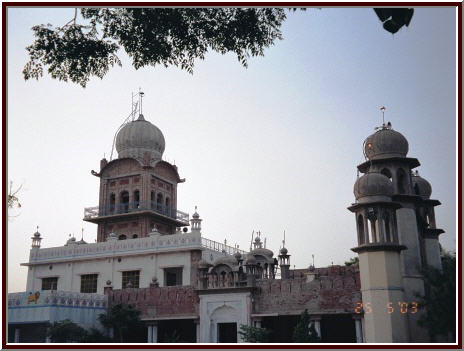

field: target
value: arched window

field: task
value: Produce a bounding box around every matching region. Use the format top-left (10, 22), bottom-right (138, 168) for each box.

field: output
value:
top-left (397, 168), bottom-right (407, 194)
top-left (165, 197), bottom-right (170, 216)
top-left (120, 191), bottom-right (129, 213)
top-left (369, 218), bottom-right (377, 243)
top-left (133, 190), bottom-right (140, 209)
top-left (156, 193), bottom-right (163, 212)
top-left (384, 212), bottom-right (391, 242)
top-left (118, 234), bottom-right (127, 240)
top-left (109, 193), bottom-right (116, 214)
top-left (132, 234), bottom-right (138, 239)
top-left (151, 191), bottom-right (155, 210)
top-left (357, 215), bottom-right (365, 245)
top-left (381, 168), bottom-right (392, 181)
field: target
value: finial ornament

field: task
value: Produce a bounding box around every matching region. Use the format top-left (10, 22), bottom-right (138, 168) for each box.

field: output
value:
top-left (380, 106), bottom-right (386, 125)
top-left (139, 88), bottom-right (144, 115)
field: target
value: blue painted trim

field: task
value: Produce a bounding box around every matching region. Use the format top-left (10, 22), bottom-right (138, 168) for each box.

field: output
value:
top-left (8, 305), bottom-right (106, 310)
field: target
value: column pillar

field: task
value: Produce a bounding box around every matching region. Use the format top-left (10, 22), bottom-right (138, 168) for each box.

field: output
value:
top-left (147, 325), bottom-right (153, 343)
top-left (152, 324), bottom-right (158, 343)
top-left (354, 316), bottom-right (364, 343)
top-left (309, 316), bottom-right (321, 338)
top-left (194, 320), bottom-right (200, 343)
top-left (45, 335), bottom-right (51, 343)
top-left (14, 328), bottom-right (20, 343)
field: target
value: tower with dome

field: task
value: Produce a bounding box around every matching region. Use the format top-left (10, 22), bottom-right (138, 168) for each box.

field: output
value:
top-left (348, 119), bottom-right (445, 342)
top-left (84, 109), bottom-right (189, 240)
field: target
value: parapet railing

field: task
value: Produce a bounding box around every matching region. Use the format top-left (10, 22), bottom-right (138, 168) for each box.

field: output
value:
top-left (201, 237), bottom-right (247, 255)
top-left (84, 200), bottom-right (189, 224)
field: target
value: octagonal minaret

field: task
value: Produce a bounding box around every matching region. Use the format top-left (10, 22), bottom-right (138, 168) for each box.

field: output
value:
top-left (348, 171), bottom-right (409, 342)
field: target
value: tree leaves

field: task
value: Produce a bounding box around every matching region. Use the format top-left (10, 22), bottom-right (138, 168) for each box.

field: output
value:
top-left (23, 8), bottom-right (287, 87)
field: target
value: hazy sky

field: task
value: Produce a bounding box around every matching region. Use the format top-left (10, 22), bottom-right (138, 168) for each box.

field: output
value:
top-left (7, 7), bottom-right (457, 292)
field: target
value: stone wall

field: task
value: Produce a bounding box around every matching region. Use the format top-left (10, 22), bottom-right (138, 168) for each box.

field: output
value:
top-left (107, 286), bottom-right (199, 319)
top-left (253, 265), bottom-right (361, 315)
top-left (106, 265), bottom-right (361, 320)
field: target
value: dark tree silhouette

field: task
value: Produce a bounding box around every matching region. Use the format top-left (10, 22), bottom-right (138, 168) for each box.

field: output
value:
top-left (23, 8), bottom-right (414, 87)
top-left (98, 303), bottom-right (145, 343)
top-left (417, 250), bottom-right (456, 342)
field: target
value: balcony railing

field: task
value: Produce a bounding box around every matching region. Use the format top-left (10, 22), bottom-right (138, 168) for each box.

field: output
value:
top-left (84, 200), bottom-right (189, 224)
top-left (201, 237), bottom-right (247, 255)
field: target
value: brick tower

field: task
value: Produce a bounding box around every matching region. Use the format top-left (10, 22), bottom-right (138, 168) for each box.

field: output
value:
top-left (83, 99), bottom-right (189, 241)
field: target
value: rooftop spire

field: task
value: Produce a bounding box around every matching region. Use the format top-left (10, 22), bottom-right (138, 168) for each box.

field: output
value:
top-left (380, 106), bottom-right (386, 125)
top-left (139, 88), bottom-right (144, 116)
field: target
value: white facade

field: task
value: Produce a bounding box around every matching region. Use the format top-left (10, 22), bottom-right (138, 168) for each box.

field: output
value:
top-left (23, 231), bottom-right (238, 294)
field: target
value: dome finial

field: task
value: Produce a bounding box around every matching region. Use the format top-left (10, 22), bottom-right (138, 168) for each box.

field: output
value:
top-left (380, 106), bottom-right (386, 126)
top-left (139, 87), bottom-right (144, 116)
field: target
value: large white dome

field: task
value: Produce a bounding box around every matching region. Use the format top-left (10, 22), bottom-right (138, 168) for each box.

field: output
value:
top-left (115, 114), bottom-right (165, 164)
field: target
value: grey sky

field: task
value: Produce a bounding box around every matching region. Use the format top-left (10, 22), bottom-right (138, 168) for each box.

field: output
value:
top-left (7, 7), bottom-right (457, 293)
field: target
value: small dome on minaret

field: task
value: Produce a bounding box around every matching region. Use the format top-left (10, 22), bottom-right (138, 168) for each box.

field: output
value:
top-left (412, 170), bottom-right (432, 199)
top-left (353, 172), bottom-right (394, 202)
top-left (364, 123), bottom-right (409, 160)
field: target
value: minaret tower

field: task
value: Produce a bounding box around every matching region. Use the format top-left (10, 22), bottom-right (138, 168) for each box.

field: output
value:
top-left (348, 171), bottom-right (409, 342)
top-left (352, 108), bottom-right (443, 342)
top-left (84, 92), bottom-right (190, 240)
top-left (278, 233), bottom-right (290, 279)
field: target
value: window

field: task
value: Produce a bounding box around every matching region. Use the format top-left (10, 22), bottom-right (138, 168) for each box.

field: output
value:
top-left (109, 193), bottom-right (116, 214)
top-left (80, 274), bottom-right (98, 293)
top-left (156, 193), bottom-right (163, 212)
top-left (122, 270), bottom-right (140, 288)
top-left (165, 197), bottom-right (170, 215)
top-left (397, 168), bottom-right (407, 194)
top-left (134, 190), bottom-right (140, 209)
top-left (164, 267), bottom-right (183, 286)
top-left (118, 234), bottom-right (127, 240)
top-left (357, 215), bottom-right (365, 245)
top-left (120, 191), bottom-right (129, 213)
top-left (151, 191), bottom-right (155, 209)
top-left (42, 277), bottom-right (58, 291)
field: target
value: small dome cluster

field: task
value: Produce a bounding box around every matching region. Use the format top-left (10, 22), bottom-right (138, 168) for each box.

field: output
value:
top-left (115, 114), bottom-right (165, 164)
top-left (364, 127), bottom-right (409, 160)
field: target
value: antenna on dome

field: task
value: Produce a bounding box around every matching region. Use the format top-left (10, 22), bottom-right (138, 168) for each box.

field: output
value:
top-left (139, 88), bottom-right (144, 116)
top-left (81, 227), bottom-right (84, 241)
top-left (109, 91), bottom-right (141, 160)
top-left (380, 106), bottom-right (386, 126)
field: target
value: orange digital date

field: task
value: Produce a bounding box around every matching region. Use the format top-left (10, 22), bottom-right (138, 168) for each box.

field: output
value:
top-left (354, 301), bottom-right (418, 314)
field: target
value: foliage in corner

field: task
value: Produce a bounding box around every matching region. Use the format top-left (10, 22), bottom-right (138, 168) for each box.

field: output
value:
top-left (239, 324), bottom-right (271, 343)
top-left (23, 8), bottom-right (412, 88)
top-left (416, 250), bottom-right (456, 341)
top-left (292, 309), bottom-right (321, 343)
top-left (344, 256), bottom-right (359, 266)
top-left (23, 8), bottom-right (289, 87)
top-left (8, 181), bottom-right (22, 211)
